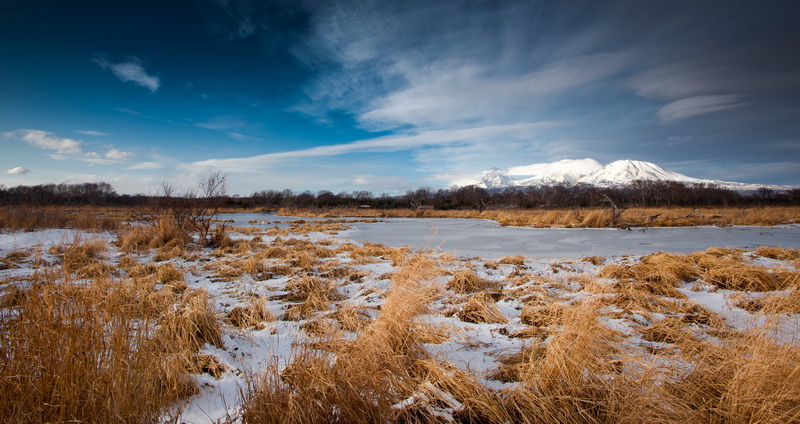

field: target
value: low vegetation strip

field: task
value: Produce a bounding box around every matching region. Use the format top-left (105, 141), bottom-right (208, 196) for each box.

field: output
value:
top-left (0, 212), bottom-right (798, 422)
top-left (277, 205), bottom-right (800, 228)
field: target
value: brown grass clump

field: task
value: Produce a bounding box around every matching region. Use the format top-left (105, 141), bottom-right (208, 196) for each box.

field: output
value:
top-left (504, 301), bottom-right (635, 423)
top-left (187, 354), bottom-right (227, 379)
top-left (241, 255), bottom-right (443, 423)
top-left (520, 303), bottom-right (565, 327)
top-left (600, 248), bottom-right (799, 293)
top-left (118, 217), bottom-right (192, 253)
top-left (156, 289), bottom-right (224, 352)
top-left (599, 252), bottom-right (697, 287)
top-left (498, 255), bottom-right (526, 266)
top-left (456, 292), bottom-right (508, 324)
top-left (732, 289), bottom-right (800, 314)
top-left (447, 269), bottom-right (495, 293)
top-left (227, 297), bottom-right (276, 329)
top-left (0, 282), bottom-right (192, 423)
top-left (755, 246), bottom-right (800, 260)
top-left (50, 235), bottom-right (109, 277)
top-left (330, 305), bottom-right (372, 332)
top-left (661, 328), bottom-right (800, 423)
top-left (581, 255), bottom-right (605, 265)
top-left (279, 275), bottom-right (344, 303)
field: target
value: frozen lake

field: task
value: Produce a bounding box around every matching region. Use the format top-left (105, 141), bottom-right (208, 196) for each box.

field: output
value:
top-left (223, 213), bottom-right (800, 259)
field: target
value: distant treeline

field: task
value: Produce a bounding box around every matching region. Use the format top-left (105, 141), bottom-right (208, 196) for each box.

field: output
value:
top-left (1, 181), bottom-right (799, 209)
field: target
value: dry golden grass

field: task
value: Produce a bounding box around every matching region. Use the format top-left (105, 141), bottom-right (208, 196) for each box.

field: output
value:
top-left (227, 296), bottom-right (276, 329)
top-left (455, 292), bottom-right (508, 324)
top-left (0, 281), bottom-right (193, 423)
top-left (600, 248), bottom-right (800, 292)
top-left (447, 269), bottom-right (495, 293)
top-left (241, 255), bottom-right (443, 423)
top-left (755, 246), bottom-right (800, 260)
top-left (118, 217), bottom-right (192, 253)
top-left (0, 206), bottom-right (126, 231)
top-left (279, 206), bottom-right (800, 228)
top-left (156, 289), bottom-right (224, 352)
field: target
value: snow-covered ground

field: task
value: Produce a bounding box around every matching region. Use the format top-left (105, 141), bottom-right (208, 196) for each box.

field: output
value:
top-left (2, 217), bottom-right (799, 423)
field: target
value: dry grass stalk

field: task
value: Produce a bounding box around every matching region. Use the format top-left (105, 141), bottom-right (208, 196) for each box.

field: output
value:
top-left (241, 255), bottom-right (444, 423)
top-left (755, 246), bottom-right (800, 260)
top-left (456, 292), bottom-right (508, 324)
top-left (0, 281), bottom-right (192, 423)
top-left (447, 269), bottom-right (495, 293)
top-left (227, 297), bottom-right (276, 328)
top-left (0, 206), bottom-right (124, 231)
top-left (156, 289), bottom-right (224, 352)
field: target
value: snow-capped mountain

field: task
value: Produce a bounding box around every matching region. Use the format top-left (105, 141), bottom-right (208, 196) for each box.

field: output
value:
top-left (478, 167), bottom-right (518, 189)
top-left (470, 159), bottom-right (795, 192)
top-left (511, 158), bottom-right (603, 186)
top-left (580, 160), bottom-right (703, 186)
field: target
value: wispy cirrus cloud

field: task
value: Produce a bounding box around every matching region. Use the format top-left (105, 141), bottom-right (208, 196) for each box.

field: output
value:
top-left (4, 129), bottom-right (136, 165)
top-left (184, 122), bottom-right (559, 173)
top-left (127, 161), bottom-right (165, 170)
top-left (92, 54), bottom-right (160, 92)
top-left (657, 95), bottom-right (748, 123)
top-left (76, 130), bottom-right (111, 136)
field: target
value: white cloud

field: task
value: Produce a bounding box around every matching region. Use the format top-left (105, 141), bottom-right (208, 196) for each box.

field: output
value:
top-left (93, 55), bottom-right (160, 92)
top-left (7, 167), bottom-right (31, 175)
top-left (656, 95), bottom-right (747, 123)
top-left (76, 130), bottom-right (111, 136)
top-left (105, 149), bottom-right (136, 161)
top-left (8, 129), bottom-right (84, 155)
top-left (5, 129), bottom-right (135, 164)
top-left (127, 161), bottom-right (165, 170)
top-left (358, 53), bottom-right (629, 130)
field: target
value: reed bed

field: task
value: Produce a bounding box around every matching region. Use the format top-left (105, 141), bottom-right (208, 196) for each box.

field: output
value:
top-left (278, 206), bottom-right (800, 228)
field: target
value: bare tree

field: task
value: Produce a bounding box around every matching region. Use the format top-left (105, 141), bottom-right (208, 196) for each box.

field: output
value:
top-left (193, 170), bottom-right (229, 247)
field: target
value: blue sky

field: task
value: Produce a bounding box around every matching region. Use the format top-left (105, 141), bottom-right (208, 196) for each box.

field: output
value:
top-left (2, 0), bottom-right (799, 195)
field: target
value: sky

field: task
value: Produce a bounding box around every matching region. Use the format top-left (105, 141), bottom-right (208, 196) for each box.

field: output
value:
top-left (1, 0), bottom-right (799, 195)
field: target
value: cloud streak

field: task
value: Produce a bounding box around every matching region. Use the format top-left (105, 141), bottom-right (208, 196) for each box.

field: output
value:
top-left (186, 122), bottom-right (560, 172)
top-left (4, 129), bottom-right (136, 165)
top-left (657, 95), bottom-right (748, 123)
top-left (93, 55), bottom-right (160, 92)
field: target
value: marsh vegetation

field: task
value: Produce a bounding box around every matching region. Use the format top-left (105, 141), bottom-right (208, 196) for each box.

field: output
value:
top-left (1, 206), bottom-right (799, 423)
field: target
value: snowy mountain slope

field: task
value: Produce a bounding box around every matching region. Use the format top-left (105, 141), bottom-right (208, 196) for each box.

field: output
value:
top-left (580, 160), bottom-right (704, 186)
top-left (478, 167), bottom-right (519, 189)
top-left (508, 158), bottom-right (603, 186)
top-left (470, 159), bottom-right (795, 192)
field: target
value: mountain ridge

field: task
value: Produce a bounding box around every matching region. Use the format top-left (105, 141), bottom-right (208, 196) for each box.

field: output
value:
top-left (472, 159), bottom-right (795, 192)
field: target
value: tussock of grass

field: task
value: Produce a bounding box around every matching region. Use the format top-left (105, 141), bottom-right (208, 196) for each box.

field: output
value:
top-left (227, 297), bottom-right (275, 329)
top-left (156, 289), bottom-right (224, 352)
top-left (0, 282), bottom-right (192, 422)
top-left (755, 246), bottom-right (800, 260)
top-left (498, 255), bottom-right (526, 266)
top-left (118, 217), bottom-right (192, 253)
top-left (455, 292), bottom-right (508, 324)
top-left (447, 269), bottom-right (495, 293)
top-left (520, 303), bottom-right (564, 327)
top-left (187, 354), bottom-right (227, 379)
top-left (601, 248), bottom-right (800, 292)
top-left (241, 255), bottom-right (443, 423)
